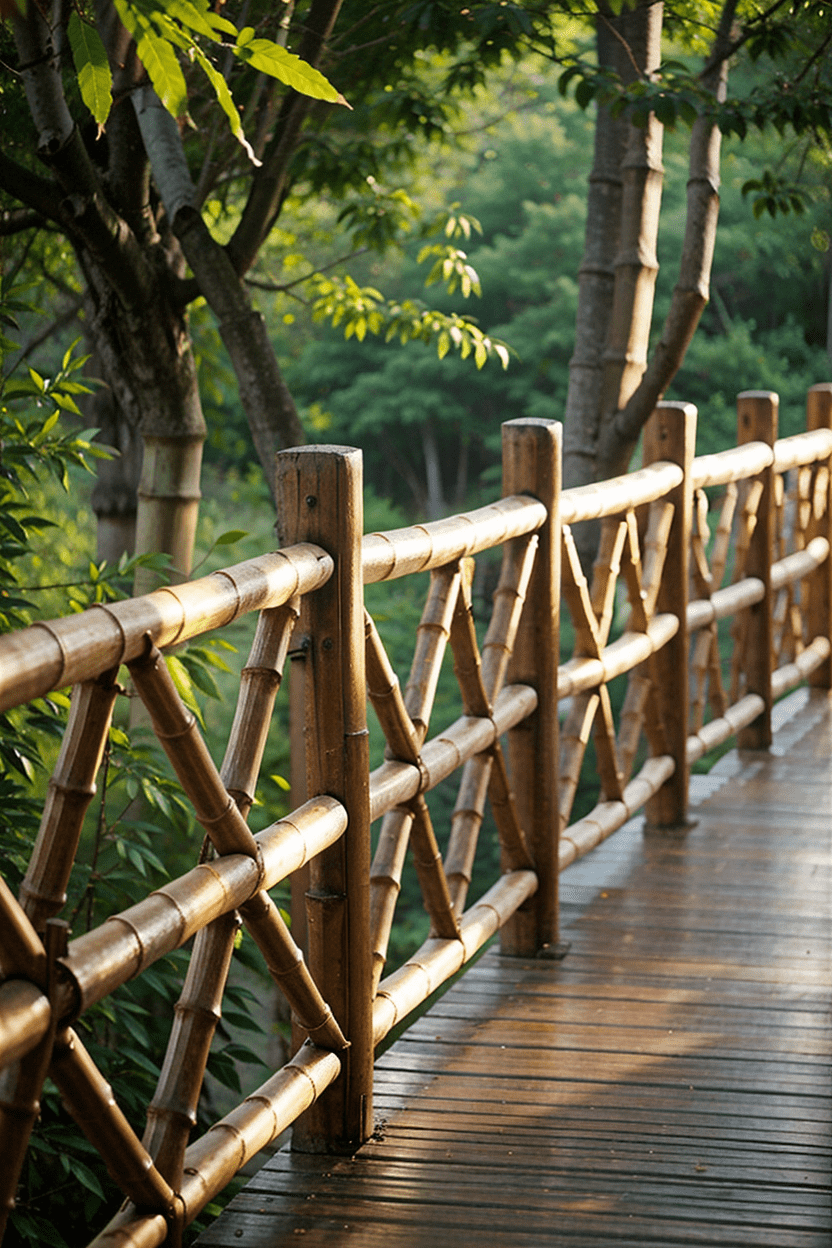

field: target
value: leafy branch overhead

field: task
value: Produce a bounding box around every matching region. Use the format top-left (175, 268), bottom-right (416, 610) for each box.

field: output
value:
top-left (68, 0), bottom-right (347, 151)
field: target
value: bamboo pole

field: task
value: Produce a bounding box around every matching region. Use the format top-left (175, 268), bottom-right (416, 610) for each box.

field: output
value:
top-left (772, 635), bottom-right (831, 696)
top-left (369, 683), bottom-right (538, 825)
top-left (220, 601), bottom-right (299, 817)
top-left (444, 543), bottom-right (535, 913)
top-left (19, 671), bottom-right (119, 932)
top-left (372, 869), bottom-right (538, 1045)
top-left (369, 806), bottom-right (413, 991)
top-left (404, 564), bottom-right (461, 744)
top-left (0, 544), bottom-right (332, 714)
top-left (276, 446), bottom-right (372, 1154)
top-left (687, 577), bottom-right (765, 632)
top-left (0, 907), bottom-right (58, 1242)
top-left (691, 441), bottom-right (773, 491)
top-left (408, 794), bottom-right (460, 940)
top-left (0, 979), bottom-right (50, 1069)
top-left (686, 693), bottom-right (766, 765)
top-left (736, 391), bottom-right (777, 748)
top-left (143, 909), bottom-right (238, 1190)
top-left (806, 383), bottom-right (832, 688)
top-left (480, 536), bottom-right (538, 701)
top-left (557, 613), bottom-right (678, 699)
top-left (364, 612), bottom-right (421, 764)
top-left (127, 642), bottom-right (262, 861)
top-left (501, 418), bottom-right (561, 956)
top-left (642, 401), bottom-right (696, 828)
top-left (51, 1030), bottom-right (178, 1216)
top-left (559, 754), bottom-right (675, 869)
top-left (58, 797), bottom-right (346, 1017)
top-left (90, 1044), bottom-right (343, 1248)
top-left (772, 425), bottom-right (832, 473)
top-left (362, 495), bottom-right (546, 584)
top-left (560, 460), bottom-right (683, 525)
top-left (238, 889), bottom-right (349, 1050)
top-left (444, 754), bottom-right (490, 915)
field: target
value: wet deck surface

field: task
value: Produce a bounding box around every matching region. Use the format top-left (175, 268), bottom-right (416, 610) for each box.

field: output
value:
top-left (197, 687), bottom-right (832, 1247)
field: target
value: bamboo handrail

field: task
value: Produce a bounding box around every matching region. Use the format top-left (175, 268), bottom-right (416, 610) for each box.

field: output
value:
top-left (362, 494), bottom-right (546, 583)
top-left (57, 797), bottom-right (346, 1018)
top-left (772, 635), bottom-right (831, 697)
top-left (560, 460), bottom-right (683, 524)
top-left (557, 614), bottom-right (678, 699)
top-left (690, 440), bottom-right (773, 490)
top-left (773, 427), bottom-right (832, 473)
top-left (771, 537), bottom-right (829, 591)
top-left (0, 544), bottom-right (332, 713)
top-left (558, 755), bottom-right (676, 869)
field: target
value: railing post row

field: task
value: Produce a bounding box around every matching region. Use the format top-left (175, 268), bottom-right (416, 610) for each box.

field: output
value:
top-left (643, 401), bottom-right (697, 828)
top-left (276, 445), bottom-right (373, 1153)
top-left (736, 391), bottom-right (777, 749)
top-left (806, 383), bottom-right (832, 690)
top-left (500, 418), bottom-right (563, 956)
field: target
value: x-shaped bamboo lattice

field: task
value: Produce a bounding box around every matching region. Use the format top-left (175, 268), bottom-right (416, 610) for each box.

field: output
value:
top-left (558, 502), bottom-right (673, 833)
top-left (365, 537), bottom-right (537, 991)
top-left (772, 461), bottom-right (830, 669)
top-left (1, 595), bottom-right (348, 1217)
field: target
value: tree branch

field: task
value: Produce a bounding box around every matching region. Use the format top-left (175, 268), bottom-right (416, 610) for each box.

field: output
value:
top-left (227, 0), bottom-right (345, 276)
top-left (0, 207), bottom-right (47, 236)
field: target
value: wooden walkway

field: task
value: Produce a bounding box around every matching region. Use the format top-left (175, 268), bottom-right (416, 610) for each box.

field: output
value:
top-left (197, 687), bottom-right (832, 1248)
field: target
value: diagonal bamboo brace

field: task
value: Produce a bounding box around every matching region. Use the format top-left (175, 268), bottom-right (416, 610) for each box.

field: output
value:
top-left (408, 795), bottom-right (460, 941)
top-left (128, 640), bottom-right (262, 865)
top-left (238, 889), bottom-right (348, 1051)
top-left (221, 601), bottom-right (299, 818)
top-left (19, 670), bottom-right (119, 933)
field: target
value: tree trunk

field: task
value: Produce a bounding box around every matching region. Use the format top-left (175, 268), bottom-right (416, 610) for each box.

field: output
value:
top-left (596, 0), bottom-right (738, 479)
top-left (75, 239), bottom-right (206, 591)
top-left (422, 421), bottom-right (446, 520)
top-left (563, 1), bottom-right (664, 494)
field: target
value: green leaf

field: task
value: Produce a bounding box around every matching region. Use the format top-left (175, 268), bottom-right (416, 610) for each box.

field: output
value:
top-left (191, 44), bottom-right (261, 166)
top-left (116, 2), bottom-right (188, 117)
top-left (67, 13), bottom-right (113, 129)
top-left (214, 529), bottom-right (249, 546)
top-left (233, 36), bottom-right (346, 106)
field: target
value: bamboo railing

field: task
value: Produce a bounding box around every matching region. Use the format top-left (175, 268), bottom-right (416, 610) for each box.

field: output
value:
top-left (0, 385), bottom-right (830, 1245)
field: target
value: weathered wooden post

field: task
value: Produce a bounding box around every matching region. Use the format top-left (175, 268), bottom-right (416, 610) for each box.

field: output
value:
top-left (736, 391), bottom-right (777, 749)
top-left (501, 418), bottom-right (562, 957)
top-left (642, 401), bottom-right (697, 828)
top-left (806, 382), bottom-right (832, 690)
top-left (276, 446), bottom-right (373, 1153)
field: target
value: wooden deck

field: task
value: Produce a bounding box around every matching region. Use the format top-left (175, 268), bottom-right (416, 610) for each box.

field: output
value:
top-left (197, 687), bottom-right (832, 1248)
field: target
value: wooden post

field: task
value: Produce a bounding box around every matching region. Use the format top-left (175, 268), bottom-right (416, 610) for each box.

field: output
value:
top-left (501, 419), bottom-right (562, 957)
top-left (276, 446), bottom-right (373, 1154)
top-left (806, 383), bottom-right (832, 690)
top-left (737, 390), bottom-right (777, 748)
top-left (643, 401), bottom-right (697, 828)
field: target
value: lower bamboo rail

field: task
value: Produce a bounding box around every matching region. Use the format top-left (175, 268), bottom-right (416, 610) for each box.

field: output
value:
top-left (372, 869), bottom-right (538, 1045)
top-left (91, 1045), bottom-right (342, 1247)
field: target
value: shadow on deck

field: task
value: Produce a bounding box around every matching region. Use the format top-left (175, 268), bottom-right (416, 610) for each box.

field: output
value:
top-left (197, 687), bottom-right (832, 1248)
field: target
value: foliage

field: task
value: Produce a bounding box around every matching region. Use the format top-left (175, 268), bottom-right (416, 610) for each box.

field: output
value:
top-left (0, 287), bottom-right (272, 1247)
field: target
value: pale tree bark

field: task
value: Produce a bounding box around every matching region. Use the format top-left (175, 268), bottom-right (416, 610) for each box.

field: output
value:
top-left (563, 0), bottom-right (663, 493)
top-left (595, 0), bottom-right (739, 479)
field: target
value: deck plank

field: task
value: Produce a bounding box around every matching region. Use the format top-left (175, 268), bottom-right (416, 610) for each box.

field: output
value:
top-left (197, 687), bottom-right (832, 1247)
